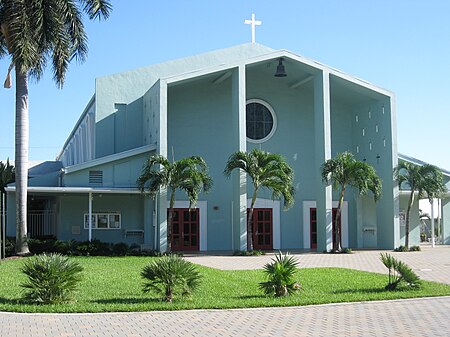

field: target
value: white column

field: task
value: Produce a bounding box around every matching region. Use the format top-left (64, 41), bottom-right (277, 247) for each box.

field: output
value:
top-left (314, 70), bottom-right (333, 252)
top-left (88, 192), bottom-right (93, 242)
top-left (430, 199), bottom-right (435, 247)
top-left (232, 65), bottom-right (247, 251)
top-left (157, 80), bottom-right (169, 252)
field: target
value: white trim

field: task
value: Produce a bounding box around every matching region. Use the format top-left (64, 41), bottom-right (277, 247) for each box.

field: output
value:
top-left (64, 144), bottom-right (156, 174)
top-left (302, 200), bottom-right (348, 249)
top-left (162, 49), bottom-right (393, 98)
top-left (246, 98), bottom-right (277, 144)
top-left (5, 186), bottom-right (141, 194)
top-left (173, 201), bottom-right (207, 251)
top-left (247, 198), bottom-right (281, 249)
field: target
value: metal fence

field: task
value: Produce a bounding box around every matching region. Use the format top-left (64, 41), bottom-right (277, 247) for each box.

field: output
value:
top-left (28, 211), bottom-right (56, 238)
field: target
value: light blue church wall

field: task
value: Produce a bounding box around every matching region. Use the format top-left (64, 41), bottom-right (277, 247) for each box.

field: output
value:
top-left (245, 66), bottom-right (315, 249)
top-left (63, 152), bottom-right (150, 188)
top-left (95, 99), bottom-right (144, 158)
top-left (56, 194), bottom-right (146, 245)
top-left (167, 73), bottom-right (236, 251)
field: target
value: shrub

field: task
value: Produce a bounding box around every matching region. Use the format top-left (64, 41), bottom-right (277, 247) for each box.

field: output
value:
top-left (342, 247), bottom-right (352, 254)
top-left (394, 245), bottom-right (409, 252)
top-left (394, 245), bottom-right (421, 252)
top-left (233, 250), bottom-right (266, 256)
top-left (259, 252), bottom-right (301, 297)
top-left (1, 237), bottom-right (15, 257)
top-left (20, 253), bottom-right (83, 304)
top-left (380, 253), bottom-right (421, 291)
top-left (141, 254), bottom-right (201, 302)
top-left (112, 242), bottom-right (129, 256)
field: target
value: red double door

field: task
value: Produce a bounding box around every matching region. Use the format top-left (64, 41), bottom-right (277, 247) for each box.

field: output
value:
top-left (169, 208), bottom-right (199, 251)
top-left (168, 207), bottom-right (274, 251)
top-left (248, 208), bottom-right (273, 250)
top-left (310, 208), bottom-right (341, 249)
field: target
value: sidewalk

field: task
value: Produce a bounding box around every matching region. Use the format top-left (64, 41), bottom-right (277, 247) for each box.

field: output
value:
top-left (1, 246), bottom-right (449, 336)
top-left (185, 245), bottom-right (450, 284)
top-left (1, 297), bottom-right (449, 337)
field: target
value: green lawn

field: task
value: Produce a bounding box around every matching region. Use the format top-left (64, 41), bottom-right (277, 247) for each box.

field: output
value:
top-left (0, 256), bottom-right (449, 313)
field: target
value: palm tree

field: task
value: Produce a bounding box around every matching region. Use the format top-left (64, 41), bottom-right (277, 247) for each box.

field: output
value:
top-left (321, 152), bottom-right (382, 252)
top-left (394, 161), bottom-right (447, 248)
top-left (137, 154), bottom-right (213, 251)
top-left (0, 0), bottom-right (112, 255)
top-left (224, 149), bottom-right (295, 251)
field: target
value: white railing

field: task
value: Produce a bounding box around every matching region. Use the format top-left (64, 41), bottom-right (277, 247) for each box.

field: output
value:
top-left (28, 211), bottom-right (56, 238)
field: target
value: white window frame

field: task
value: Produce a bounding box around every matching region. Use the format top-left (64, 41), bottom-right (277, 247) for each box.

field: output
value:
top-left (246, 98), bottom-right (277, 143)
top-left (84, 212), bottom-right (121, 230)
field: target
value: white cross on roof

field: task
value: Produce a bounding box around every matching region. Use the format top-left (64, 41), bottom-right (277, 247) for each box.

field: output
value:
top-left (244, 14), bottom-right (262, 43)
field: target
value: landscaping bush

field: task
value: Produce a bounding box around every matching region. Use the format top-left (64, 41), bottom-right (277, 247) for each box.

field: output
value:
top-left (141, 254), bottom-right (201, 302)
top-left (1, 237), bottom-right (16, 257)
top-left (394, 245), bottom-right (421, 252)
top-left (21, 253), bottom-right (83, 304)
top-left (28, 238), bottom-right (59, 254)
top-left (233, 250), bottom-right (266, 256)
top-left (342, 247), bottom-right (353, 254)
top-left (259, 251), bottom-right (301, 297)
top-left (394, 245), bottom-right (409, 252)
top-left (112, 242), bottom-right (129, 256)
top-left (380, 253), bottom-right (421, 291)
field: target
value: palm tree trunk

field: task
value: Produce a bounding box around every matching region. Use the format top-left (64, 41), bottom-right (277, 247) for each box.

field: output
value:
top-left (15, 67), bottom-right (30, 255)
top-left (247, 190), bottom-right (258, 251)
top-left (405, 191), bottom-right (414, 249)
top-left (333, 186), bottom-right (345, 252)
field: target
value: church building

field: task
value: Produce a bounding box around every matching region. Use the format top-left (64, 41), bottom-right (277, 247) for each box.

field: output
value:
top-left (6, 42), bottom-right (450, 252)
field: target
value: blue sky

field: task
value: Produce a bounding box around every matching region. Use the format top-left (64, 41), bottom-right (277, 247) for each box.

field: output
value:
top-left (1, 0), bottom-right (449, 169)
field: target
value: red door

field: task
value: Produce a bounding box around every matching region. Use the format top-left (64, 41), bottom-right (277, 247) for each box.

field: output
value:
top-left (310, 208), bottom-right (341, 249)
top-left (169, 208), bottom-right (199, 251)
top-left (248, 208), bottom-right (273, 250)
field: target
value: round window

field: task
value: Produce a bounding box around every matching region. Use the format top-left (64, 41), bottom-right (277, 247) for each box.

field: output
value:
top-left (246, 99), bottom-right (277, 143)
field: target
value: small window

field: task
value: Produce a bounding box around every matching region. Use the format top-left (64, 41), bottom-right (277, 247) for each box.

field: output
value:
top-left (246, 99), bottom-right (277, 143)
top-left (84, 212), bottom-right (121, 229)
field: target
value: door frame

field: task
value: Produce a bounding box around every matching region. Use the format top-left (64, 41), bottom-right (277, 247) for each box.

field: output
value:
top-left (173, 201), bottom-right (207, 251)
top-left (169, 208), bottom-right (199, 251)
top-left (248, 208), bottom-right (273, 250)
top-left (247, 198), bottom-right (281, 249)
top-left (302, 201), bottom-right (348, 249)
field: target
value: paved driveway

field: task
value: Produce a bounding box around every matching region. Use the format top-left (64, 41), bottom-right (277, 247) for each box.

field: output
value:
top-left (185, 245), bottom-right (450, 284)
top-left (1, 245), bottom-right (450, 336)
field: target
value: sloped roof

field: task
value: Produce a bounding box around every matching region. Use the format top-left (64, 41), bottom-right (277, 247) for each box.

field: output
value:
top-left (28, 161), bottom-right (63, 177)
top-left (398, 153), bottom-right (450, 177)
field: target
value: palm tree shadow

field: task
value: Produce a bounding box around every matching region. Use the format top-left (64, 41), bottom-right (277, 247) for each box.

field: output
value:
top-left (234, 295), bottom-right (266, 300)
top-left (92, 297), bottom-right (162, 304)
top-left (332, 288), bottom-right (386, 294)
top-left (0, 297), bottom-right (24, 305)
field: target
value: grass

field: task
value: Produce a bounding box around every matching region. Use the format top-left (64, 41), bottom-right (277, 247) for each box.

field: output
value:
top-left (0, 256), bottom-right (449, 313)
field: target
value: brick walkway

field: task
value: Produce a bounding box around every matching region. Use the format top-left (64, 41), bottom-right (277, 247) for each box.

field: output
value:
top-left (1, 245), bottom-right (449, 336)
top-left (185, 245), bottom-right (450, 284)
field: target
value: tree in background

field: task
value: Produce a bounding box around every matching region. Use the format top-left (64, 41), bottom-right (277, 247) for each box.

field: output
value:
top-left (394, 161), bottom-right (447, 248)
top-left (321, 152), bottom-right (382, 252)
top-left (0, 0), bottom-right (112, 255)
